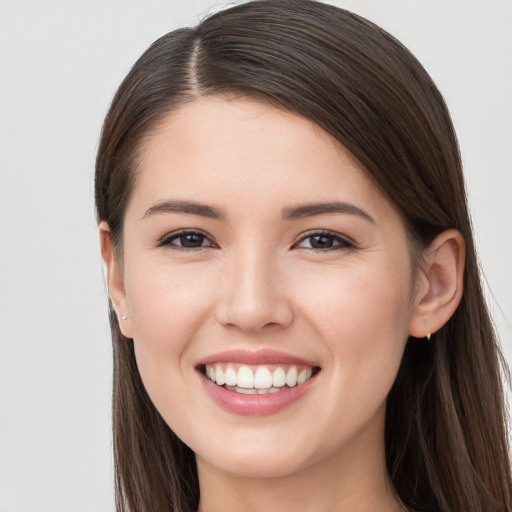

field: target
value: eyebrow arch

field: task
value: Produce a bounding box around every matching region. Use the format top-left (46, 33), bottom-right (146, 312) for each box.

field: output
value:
top-left (143, 200), bottom-right (225, 220)
top-left (282, 202), bottom-right (375, 224)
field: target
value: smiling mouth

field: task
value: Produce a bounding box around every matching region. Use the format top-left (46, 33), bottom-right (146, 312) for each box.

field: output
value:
top-left (200, 363), bottom-right (320, 395)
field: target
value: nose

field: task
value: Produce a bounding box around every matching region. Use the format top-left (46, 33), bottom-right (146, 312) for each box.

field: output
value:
top-left (215, 248), bottom-right (295, 333)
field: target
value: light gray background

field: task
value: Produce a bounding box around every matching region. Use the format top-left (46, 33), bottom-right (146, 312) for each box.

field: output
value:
top-left (0, 1), bottom-right (511, 511)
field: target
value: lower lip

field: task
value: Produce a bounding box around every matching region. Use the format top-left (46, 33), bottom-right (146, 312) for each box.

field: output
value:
top-left (198, 371), bottom-right (318, 416)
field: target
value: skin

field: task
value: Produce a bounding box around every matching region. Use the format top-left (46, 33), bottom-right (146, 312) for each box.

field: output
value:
top-left (101, 97), bottom-right (465, 512)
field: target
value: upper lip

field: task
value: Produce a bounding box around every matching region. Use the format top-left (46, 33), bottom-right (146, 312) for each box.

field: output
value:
top-left (197, 349), bottom-right (319, 367)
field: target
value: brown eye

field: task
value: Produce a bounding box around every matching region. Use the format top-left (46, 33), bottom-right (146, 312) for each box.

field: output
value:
top-left (308, 234), bottom-right (335, 249)
top-left (295, 231), bottom-right (353, 251)
top-left (160, 230), bottom-right (214, 249)
top-left (178, 233), bottom-right (207, 248)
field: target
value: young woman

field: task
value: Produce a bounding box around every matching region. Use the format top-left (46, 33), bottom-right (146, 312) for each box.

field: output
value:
top-left (95, 1), bottom-right (512, 511)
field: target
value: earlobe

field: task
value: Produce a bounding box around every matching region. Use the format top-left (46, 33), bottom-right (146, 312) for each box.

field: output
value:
top-left (409, 229), bottom-right (465, 339)
top-left (99, 221), bottom-right (133, 338)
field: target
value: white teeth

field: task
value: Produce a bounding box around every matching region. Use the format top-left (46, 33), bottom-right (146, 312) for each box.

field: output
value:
top-left (272, 367), bottom-right (286, 387)
top-left (235, 386), bottom-right (257, 395)
top-left (225, 366), bottom-right (237, 386)
top-left (286, 366), bottom-right (298, 387)
top-left (205, 363), bottom-right (316, 390)
top-left (225, 385), bottom-right (288, 395)
top-left (237, 366), bottom-right (254, 388)
top-left (215, 364), bottom-right (226, 386)
top-left (297, 368), bottom-right (307, 384)
top-left (254, 367), bottom-right (273, 389)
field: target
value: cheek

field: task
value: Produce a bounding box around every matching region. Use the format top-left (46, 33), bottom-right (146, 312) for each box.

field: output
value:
top-left (295, 259), bottom-right (412, 398)
top-left (298, 259), bottom-right (412, 337)
top-left (123, 259), bottom-right (217, 385)
top-left (127, 257), bottom-right (211, 330)
top-left (288, 267), bottom-right (412, 452)
top-left (122, 261), bottom-right (223, 436)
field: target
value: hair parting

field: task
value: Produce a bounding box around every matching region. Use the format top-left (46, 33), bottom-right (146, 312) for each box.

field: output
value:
top-left (95, 2), bottom-right (512, 511)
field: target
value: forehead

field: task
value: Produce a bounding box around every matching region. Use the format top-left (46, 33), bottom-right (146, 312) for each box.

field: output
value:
top-left (129, 96), bottom-right (399, 225)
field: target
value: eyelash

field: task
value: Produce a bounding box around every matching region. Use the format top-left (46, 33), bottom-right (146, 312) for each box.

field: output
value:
top-left (294, 230), bottom-right (355, 252)
top-left (157, 229), bottom-right (355, 252)
top-left (157, 230), bottom-right (217, 251)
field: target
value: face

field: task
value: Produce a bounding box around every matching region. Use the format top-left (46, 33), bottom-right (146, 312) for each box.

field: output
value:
top-left (113, 97), bottom-right (419, 479)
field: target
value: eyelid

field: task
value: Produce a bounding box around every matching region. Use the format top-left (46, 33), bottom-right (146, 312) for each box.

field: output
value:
top-left (157, 228), bottom-right (218, 250)
top-left (293, 230), bottom-right (356, 251)
top-left (155, 228), bottom-right (355, 252)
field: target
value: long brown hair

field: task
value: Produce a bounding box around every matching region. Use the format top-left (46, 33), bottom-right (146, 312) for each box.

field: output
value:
top-left (95, 1), bottom-right (512, 511)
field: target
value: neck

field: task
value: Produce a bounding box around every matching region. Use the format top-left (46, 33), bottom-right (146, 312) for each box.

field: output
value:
top-left (196, 407), bottom-right (403, 512)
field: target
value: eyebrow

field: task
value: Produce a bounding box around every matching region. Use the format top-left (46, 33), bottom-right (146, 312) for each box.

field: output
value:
top-left (143, 200), bottom-right (225, 220)
top-left (282, 202), bottom-right (375, 224)
top-left (142, 199), bottom-right (375, 224)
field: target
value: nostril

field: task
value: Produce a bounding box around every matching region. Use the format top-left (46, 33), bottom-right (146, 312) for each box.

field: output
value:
top-left (214, 271), bottom-right (295, 332)
top-left (216, 304), bottom-right (295, 333)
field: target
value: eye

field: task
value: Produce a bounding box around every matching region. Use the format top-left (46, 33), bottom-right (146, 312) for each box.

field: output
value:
top-left (294, 231), bottom-right (354, 251)
top-left (158, 230), bottom-right (216, 250)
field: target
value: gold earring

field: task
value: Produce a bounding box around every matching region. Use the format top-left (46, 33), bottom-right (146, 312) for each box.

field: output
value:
top-left (121, 316), bottom-right (128, 320)
top-left (426, 333), bottom-right (431, 341)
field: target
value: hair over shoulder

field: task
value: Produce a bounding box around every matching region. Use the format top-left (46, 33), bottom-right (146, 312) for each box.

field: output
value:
top-left (95, 1), bottom-right (512, 511)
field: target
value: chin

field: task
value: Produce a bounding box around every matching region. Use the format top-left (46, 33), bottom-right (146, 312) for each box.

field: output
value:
top-left (191, 424), bottom-right (332, 480)
top-left (200, 449), bottom-right (314, 480)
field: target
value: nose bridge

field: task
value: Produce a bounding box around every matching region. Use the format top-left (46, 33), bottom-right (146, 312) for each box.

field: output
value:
top-left (217, 241), bottom-right (293, 332)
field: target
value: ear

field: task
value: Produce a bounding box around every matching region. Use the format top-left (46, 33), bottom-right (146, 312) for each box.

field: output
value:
top-left (99, 221), bottom-right (133, 338)
top-left (409, 229), bottom-right (465, 338)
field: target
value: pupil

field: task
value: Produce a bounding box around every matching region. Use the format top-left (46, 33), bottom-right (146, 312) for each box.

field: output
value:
top-left (311, 235), bottom-right (333, 248)
top-left (181, 234), bottom-right (204, 248)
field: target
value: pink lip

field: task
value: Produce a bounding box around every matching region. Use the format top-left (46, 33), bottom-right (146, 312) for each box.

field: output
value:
top-left (197, 349), bottom-right (318, 367)
top-left (198, 371), bottom-right (319, 416)
top-left (196, 349), bottom-right (320, 416)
